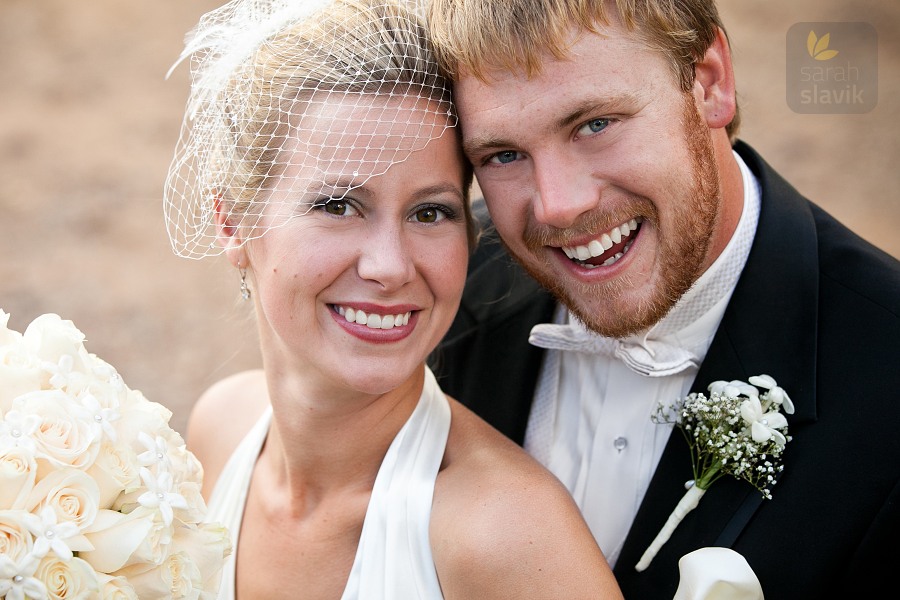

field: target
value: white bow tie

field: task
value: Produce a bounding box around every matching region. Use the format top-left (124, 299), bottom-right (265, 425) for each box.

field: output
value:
top-left (529, 321), bottom-right (699, 377)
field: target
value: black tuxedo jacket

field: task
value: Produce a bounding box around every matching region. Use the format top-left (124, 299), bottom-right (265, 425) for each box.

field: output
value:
top-left (429, 142), bottom-right (900, 599)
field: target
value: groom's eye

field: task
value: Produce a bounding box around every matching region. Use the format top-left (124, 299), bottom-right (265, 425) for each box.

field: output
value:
top-left (488, 150), bottom-right (520, 165)
top-left (578, 117), bottom-right (610, 136)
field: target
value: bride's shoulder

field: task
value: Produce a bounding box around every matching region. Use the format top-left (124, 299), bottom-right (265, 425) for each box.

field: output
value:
top-left (187, 369), bottom-right (269, 498)
top-left (438, 397), bottom-right (551, 486)
top-left (434, 397), bottom-right (579, 530)
top-left (430, 398), bottom-right (618, 598)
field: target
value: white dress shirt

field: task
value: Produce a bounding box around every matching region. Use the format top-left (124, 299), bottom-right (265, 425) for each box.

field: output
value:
top-left (524, 151), bottom-right (761, 567)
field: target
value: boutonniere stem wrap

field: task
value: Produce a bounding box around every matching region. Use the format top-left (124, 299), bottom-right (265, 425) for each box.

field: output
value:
top-left (635, 375), bottom-right (793, 572)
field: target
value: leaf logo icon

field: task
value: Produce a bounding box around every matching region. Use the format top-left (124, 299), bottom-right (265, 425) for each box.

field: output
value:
top-left (807, 31), bottom-right (839, 60)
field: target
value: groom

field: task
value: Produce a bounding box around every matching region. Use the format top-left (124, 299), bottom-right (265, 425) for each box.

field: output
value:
top-left (427, 0), bottom-right (900, 598)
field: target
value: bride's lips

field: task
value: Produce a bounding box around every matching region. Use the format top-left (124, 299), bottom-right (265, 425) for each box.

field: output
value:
top-left (329, 303), bottom-right (419, 342)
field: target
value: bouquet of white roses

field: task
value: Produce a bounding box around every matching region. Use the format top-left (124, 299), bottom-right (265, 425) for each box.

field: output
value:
top-left (635, 375), bottom-right (793, 572)
top-left (0, 309), bottom-right (230, 599)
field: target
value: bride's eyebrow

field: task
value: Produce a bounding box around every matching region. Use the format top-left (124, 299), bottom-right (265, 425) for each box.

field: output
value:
top-left (295, 174), bottom-right (360, 197)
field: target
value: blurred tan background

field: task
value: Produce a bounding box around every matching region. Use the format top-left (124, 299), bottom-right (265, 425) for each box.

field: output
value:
top-left (2, 0), bottom-right (898, 436)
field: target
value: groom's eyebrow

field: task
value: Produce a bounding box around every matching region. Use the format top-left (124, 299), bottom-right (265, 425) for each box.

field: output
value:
top-left (462, 93), bottom-right (643, 159)
top-left (462, 134), bottom-right (513, 159)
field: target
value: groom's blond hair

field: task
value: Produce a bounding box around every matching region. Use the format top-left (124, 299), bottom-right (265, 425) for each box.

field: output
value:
top-left (427, 0), bottom-right (741, 139)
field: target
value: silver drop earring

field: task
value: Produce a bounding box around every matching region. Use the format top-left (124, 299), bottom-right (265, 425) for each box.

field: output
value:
top-left (239, 267), bottom-right (251, 301)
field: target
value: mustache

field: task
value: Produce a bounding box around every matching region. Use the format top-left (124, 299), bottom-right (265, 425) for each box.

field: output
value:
top-left (523, 199), bottom-right (657, 251)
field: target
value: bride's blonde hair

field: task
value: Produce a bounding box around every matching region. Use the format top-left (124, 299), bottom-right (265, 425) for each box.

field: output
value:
top-left (165, 0), bottom-right (472, 258)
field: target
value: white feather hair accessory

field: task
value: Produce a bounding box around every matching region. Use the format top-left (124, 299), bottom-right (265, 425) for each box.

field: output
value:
top-left (163, 0), bottom-right (455, 259)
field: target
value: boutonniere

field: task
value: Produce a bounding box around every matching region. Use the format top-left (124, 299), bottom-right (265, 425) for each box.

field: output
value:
top-left (635, 375), bottom-right (794, 572)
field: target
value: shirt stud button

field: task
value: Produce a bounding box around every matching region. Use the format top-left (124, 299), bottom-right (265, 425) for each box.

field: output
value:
top-left (613, 436), bottom-right (628, 453)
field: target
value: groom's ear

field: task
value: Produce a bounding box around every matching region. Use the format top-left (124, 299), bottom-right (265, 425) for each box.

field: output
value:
top-left (692, 26), bottom-right (737, 130)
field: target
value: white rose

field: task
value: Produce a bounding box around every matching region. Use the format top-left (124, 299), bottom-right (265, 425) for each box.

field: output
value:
top-left (25, 467), bottom-right (100, 532)
top-left (0, 343), bottom-right (43, 413)
top-left (0, 309), bottom-right (18, 345)
top-left (173, 522), bottom-right (232, 599)
top-left (117, 550), bottom-right (202, 600)
top-left (14, 389), bottom-right (100, 472)
top-left (80, 362), bottom-right (129, 424)
top-left (0, 445), bottom-right (38, 509)
top-left (34, 554), bottom-right (100, 599)
top-left (22, 313), bottom-right (88, 372)
top-left (86, 441), bottom-right (141, 509)
top-left (0, 509), bottom-right (36, 563)
top-left (95, 574), bottom-right (139, 600)
top-left (167, 443), bottom-right (204, 488)
top-left (114, 392), bottom-right (174, 447)
top-left (81, 507), bottom-right (166, 573)
top-left (174, 480), bottom-right (207, 524)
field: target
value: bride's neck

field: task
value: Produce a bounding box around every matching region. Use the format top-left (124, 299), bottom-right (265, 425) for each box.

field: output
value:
top-left (257, 365), bottom-right (425, 506)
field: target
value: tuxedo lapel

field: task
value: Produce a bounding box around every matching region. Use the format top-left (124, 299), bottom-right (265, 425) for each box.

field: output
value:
top-left (691, 143), bottom-right (819, 417)
top-left (615, 143), bottom-right (821, 592)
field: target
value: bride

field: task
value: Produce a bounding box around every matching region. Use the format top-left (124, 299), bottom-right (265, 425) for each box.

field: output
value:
top-left (164, 0), bottom-right (622, 598)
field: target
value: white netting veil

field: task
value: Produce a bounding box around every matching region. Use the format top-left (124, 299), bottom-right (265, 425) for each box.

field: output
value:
top-left (164, 0), bottom-right (456, 259)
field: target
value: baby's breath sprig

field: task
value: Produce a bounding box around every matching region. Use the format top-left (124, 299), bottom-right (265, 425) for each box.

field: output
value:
top-left (635, 375), bottom-right (793, 572)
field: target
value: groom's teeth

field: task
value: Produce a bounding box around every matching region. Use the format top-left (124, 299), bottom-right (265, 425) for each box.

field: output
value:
top-left (561, 217), bottom-right (642, 264)
top-left (338, 306), bottom-right (411, 330)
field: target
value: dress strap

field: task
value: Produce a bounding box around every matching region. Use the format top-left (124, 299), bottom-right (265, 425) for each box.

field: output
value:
top-left (342, 366), bottom-right (451, 599)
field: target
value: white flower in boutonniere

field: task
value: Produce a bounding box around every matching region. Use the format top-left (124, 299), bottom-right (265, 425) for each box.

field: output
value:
top-left (635, 375), bottom-right (793, 572)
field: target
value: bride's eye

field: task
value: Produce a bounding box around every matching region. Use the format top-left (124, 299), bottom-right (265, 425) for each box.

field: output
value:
top-left (325, 200), bottom-right (347, 215)
top-left (412, 204), bottom-right (456, 224)
top-left (415, 207), bottom-right (440, 223)
top-left (320, 199), bottom-right (358, 216)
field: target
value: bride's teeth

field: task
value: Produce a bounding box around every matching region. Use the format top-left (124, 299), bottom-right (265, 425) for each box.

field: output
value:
top-left (337, 305), bottom-right (411, 329)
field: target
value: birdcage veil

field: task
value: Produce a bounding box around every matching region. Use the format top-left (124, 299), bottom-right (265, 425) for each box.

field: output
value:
top-left (163, 0), bottom-right (456, 259)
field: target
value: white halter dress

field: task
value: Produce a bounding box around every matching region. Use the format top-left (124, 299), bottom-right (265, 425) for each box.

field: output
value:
top-left (205, 367), bottom-right (450, 599)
